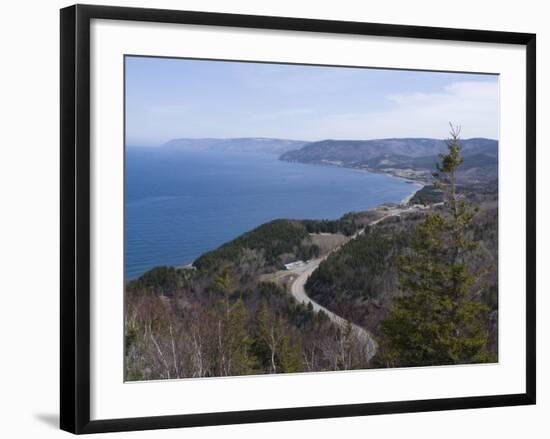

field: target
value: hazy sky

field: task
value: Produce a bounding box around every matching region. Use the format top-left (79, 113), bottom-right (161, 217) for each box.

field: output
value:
top-left (125, 56), bottom-right (499, 146)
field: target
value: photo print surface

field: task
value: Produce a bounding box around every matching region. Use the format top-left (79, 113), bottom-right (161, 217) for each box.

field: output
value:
top-left (124, 56), bottom-right (499, 381)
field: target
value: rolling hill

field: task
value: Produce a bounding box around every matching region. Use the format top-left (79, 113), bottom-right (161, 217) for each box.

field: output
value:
top-left (280, 137), bottom-right (498, 183)
top-left (162, 137), bottom-right (309, 155)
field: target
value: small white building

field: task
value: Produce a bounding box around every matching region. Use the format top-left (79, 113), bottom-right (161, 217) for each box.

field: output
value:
top-left (284, 260), bottom-right (306, 270)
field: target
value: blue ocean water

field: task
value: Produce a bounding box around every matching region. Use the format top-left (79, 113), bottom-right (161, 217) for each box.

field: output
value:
top-left (125, 148), bottom-right (416, 280)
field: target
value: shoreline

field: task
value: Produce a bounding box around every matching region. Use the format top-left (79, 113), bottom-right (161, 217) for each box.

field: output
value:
top-left (400, 181), bottom-right (425, 205)
top-left (136, 180), bottom-right (425, 282)
top-left (129, 162), bottom-right (428, 281)
top-left (280, 158), bottom-right (429, 202)
top-left (308, 160), bottom-right (427, 205)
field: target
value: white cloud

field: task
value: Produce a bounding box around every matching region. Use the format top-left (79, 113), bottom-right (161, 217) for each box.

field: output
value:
top-left (316, 81), bottom-right (499, 140)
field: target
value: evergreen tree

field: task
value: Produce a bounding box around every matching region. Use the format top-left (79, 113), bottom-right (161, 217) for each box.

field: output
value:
top-left (213, 266), bottom-right (235, 316)
top-left (381, 125), bottom-right (493, 367)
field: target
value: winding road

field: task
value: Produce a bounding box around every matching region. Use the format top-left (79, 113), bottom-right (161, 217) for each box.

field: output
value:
top-left (286, 204), bottom-right (425, 360)
top-left (289, 255), bottom-right (378, 360)
top-left (287, 209), bottom-right (415, 361)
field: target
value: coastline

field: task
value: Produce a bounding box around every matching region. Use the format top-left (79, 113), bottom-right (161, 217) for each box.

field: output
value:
top-left (167, 179), bottom-right (424, 282)
top-left (280, 158), bottom-right (429, 202)
top-left (303, 159), bottom-right (428, 206)
top-left (400, 181), bottom-right (425, 205)
top-left (128, 160), bottom-right (428, 280)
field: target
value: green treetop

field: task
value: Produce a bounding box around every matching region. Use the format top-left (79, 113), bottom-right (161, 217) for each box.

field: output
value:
top-left (380, 124), bottom-right (494, 367)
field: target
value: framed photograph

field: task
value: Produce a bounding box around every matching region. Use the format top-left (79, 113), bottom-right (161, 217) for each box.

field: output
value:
top-left (60, 4), bottom-right (536, 434)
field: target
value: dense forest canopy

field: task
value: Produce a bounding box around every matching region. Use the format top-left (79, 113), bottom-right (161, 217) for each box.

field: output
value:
top-left (194, 217), bottom-right (361, 277)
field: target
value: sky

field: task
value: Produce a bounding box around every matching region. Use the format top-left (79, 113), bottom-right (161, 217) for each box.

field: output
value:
top-left (125, 56), bottom-right (499, 146)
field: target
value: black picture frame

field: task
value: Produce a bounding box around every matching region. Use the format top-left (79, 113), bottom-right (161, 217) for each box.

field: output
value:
top-left (60, 4), bottom-right (536, 434)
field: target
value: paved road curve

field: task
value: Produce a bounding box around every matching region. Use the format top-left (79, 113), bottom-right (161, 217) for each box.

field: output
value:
top-left (288, 228), bottom-right (382, 361)
top-left (287, 205), bottom-right (430, 362)
top-left (287, 210), bottom-right (415, 361)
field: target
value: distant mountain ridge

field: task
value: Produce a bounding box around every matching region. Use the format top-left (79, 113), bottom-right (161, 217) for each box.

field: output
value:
top-left (280, 137), bottom-right (498, 184)
top-left (280, 137), bottom-right (497, 161)
top-left (162, 137), bottom-right (308, 155)
top-left (161, 136), bottom-right (498, 183)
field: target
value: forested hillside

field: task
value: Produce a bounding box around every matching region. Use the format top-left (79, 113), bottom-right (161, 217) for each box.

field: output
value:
top-left (306, 201), bottom-right (498, 353)
top-left (125, 180), bottom-right (498, 378)
top-left (125, 216), bottom-right (368, 381)
top-left (304, 131), bottom-right (499, 366)
top-left (194, 217), bottom-right (360, 280)
top-left (281, 137), bottom-right (498, 183)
